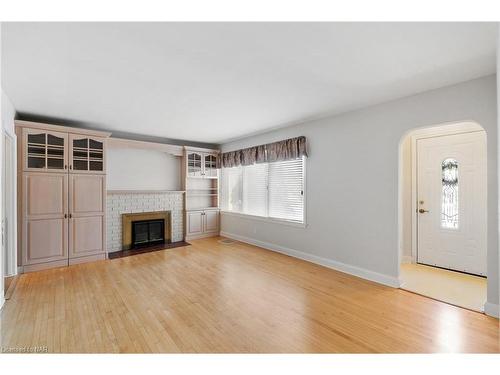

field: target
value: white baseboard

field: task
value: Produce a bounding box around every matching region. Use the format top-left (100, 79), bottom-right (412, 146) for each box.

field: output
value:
top-left (484, 302), bottom-right (499, 318)
top-left (221, 231), bottom-right (401, 288)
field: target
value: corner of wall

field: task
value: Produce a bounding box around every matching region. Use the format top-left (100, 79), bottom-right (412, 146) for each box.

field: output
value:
top-left (484, 301), bottom-right (499, 318)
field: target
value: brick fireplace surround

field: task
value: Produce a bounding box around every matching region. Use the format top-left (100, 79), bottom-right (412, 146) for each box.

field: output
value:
top-left (106, 190), bottom-right (184, 253)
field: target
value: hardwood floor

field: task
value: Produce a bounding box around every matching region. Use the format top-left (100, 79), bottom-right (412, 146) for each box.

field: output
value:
top-left (1, 237), bottom-right (498, 353)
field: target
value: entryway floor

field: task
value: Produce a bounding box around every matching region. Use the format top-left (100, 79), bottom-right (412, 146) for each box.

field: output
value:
top-left (400, 263), bottom-right (487, 312)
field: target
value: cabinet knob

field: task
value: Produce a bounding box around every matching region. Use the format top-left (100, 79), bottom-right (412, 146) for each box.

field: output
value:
top-left (64, 164), bottom-right (68, 169)
top-left (64, 214), bottom-right (67, 219)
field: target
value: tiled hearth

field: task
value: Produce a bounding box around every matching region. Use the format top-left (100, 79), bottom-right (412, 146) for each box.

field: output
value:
top-left (106, 190), bottom-right (184, 252)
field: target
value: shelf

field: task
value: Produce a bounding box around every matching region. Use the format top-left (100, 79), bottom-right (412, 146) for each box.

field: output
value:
top-left (28, 154), bottom-right (65, 160)
top-left (186, 207), bottom-right (220, 211)
top-left (187, 194), bottom-right (218, 197)
top-left (73, 147), bottom-right (102, 152)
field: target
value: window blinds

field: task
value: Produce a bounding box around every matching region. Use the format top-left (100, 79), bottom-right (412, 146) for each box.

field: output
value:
top-left (221, 157), bottom-right (305, 223)
top-left (268, 158), bottom-right (304, 222)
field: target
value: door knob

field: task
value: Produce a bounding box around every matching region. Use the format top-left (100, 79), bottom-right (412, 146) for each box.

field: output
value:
top-left (418, 208), bottom-right (429, 213)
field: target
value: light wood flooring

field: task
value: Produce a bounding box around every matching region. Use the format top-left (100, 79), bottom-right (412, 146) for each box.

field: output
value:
top-left (1, 237), bottom-right (499, 353)
top-left (400, 263), bottom-right (487, 312)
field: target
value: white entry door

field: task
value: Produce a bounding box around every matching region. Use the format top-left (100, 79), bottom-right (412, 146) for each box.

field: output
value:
top-left (417, 131), bottom-right (487, 276)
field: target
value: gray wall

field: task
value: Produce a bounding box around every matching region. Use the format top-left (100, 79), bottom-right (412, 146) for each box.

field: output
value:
top-left (221, 75), bottom-right (499, 308)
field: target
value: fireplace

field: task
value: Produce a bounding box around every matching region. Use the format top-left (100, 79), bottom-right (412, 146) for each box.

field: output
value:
top-left (121, 211), bottom-right (171, 250)
top-left (132, 219), bottom-right (165, 247)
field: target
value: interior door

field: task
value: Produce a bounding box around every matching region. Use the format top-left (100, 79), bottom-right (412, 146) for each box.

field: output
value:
top-left (68, 174), bottom-right (106, 259)
top-left (23, 173), bottom-right (68, 265)
top-left (417, 131), bottom-right (487, 276)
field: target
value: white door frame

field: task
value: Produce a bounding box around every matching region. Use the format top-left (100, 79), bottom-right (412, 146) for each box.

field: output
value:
top-left (2, 131), bottom-right (17, 278)
top-left (407, 121), bottom-right (486, 263)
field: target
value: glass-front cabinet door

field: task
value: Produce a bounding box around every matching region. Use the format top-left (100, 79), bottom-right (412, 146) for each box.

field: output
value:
top-left (203, 154), bottom-right (218, 178)
top-left (23, 128), bottom-right (68, 172)
top-left (69, 135), bottom-right (106, 174)
top-left (187, 152), bottom-right (203, 177)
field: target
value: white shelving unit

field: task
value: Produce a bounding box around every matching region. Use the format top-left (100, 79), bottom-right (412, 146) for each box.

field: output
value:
top-left (182, 146), bottom-right (220, 240)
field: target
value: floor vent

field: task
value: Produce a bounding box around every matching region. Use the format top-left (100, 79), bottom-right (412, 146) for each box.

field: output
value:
top-left (218, 238), bottom-right (237, 245)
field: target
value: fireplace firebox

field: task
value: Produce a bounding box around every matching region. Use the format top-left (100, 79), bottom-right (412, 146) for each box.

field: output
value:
top-left (132, 219), bottom-right (165, 248)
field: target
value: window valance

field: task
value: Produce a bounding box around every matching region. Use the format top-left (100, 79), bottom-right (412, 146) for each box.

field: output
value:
top-left (220, 136), bottom-right (308, 168)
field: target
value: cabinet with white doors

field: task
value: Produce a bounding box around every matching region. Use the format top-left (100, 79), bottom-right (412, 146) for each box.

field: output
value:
top-left (16, 120), bottom-right (111, 272)
top-left (185, 209), bottom-right (220, 239)
top-left (182, 147), bottom-right (220, 240)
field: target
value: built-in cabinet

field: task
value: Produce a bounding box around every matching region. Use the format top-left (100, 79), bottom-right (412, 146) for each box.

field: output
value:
top-left (186, 209), bottom-right (220, 238)
top-left (70, 135), bottom-right (106, 173)
top-left (183, 147), bottom-right (220, 240)
top-left (16, 121), bottom-right (111, 272)
top-left (187, 151), bottom-right (218, 178)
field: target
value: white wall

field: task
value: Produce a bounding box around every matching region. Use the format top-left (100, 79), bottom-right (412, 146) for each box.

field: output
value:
top-left (1, 19), bottom-right (18, 309)
top-left (221, 75), bottom-right (499, 312)
top-left (495, 30), bottom-right (500, 318)
top-left (106, 147), bottom-right (181, 191)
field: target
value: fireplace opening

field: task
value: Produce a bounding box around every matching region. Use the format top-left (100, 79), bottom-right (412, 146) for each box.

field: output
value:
top-left (132, 219), bottom-right (165, 248)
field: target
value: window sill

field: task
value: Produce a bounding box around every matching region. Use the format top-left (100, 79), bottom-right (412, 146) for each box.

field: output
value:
top-left (220, 210), bottom-right (307, 228)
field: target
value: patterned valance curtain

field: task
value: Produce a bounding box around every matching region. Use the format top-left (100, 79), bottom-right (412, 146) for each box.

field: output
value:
top-left (220, 136), bottom-right (307, 168)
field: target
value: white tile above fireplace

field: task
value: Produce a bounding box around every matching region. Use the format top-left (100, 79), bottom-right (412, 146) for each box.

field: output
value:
top-left (106, 190), bottom-right (185, 252)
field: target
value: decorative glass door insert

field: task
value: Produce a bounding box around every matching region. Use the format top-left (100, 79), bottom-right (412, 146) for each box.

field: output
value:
top-left (441, 158), bottom-right (459, 229)
top-left (71, 137), bottom-right (104, 172)
top-left (26, 131), bottom-right (66, 170)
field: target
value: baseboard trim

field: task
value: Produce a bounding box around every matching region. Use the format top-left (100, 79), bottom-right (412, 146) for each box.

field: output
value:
top-left (221, 231), bottom-right (401, 288)
top-left (484, 302), bottom-right (499, 318)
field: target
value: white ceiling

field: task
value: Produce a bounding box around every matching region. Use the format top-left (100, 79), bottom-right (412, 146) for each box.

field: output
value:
top-left (1, 22), bottom-right (497, 144)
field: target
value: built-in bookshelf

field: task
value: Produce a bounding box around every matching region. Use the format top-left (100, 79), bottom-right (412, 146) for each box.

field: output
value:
top-left (185, 175), bottom-right (218, 210)
top-left (182, 147), bottom-right (220, 239)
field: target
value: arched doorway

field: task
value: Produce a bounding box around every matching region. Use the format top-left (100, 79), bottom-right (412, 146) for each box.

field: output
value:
top-left (398, 121), bottom-right (487, 311)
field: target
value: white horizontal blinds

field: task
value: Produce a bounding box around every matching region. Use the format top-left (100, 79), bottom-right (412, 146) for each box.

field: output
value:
top-left (242, 163), bottom-right (268, 216)
top-left (221, 156), bottom-right (305, 223)
top-left (221, 166), bottom-right (243, 212)
top-left (268, 157), bottom-right (304, 222)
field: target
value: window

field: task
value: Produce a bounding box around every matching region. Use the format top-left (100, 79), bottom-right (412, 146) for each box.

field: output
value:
top-left (441, 158), bottom-right (459, 229)
top-left (221, 157), bottom-right (305, 223)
